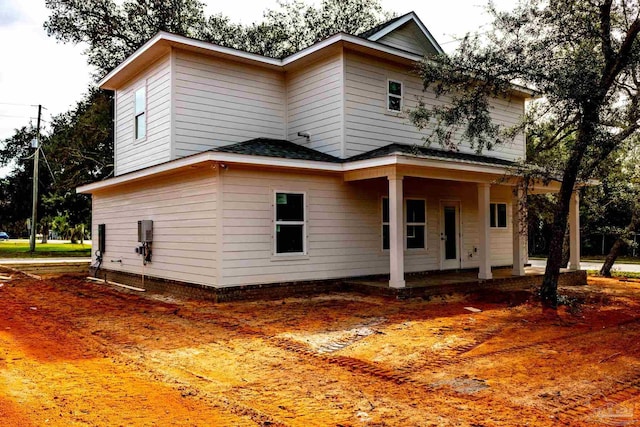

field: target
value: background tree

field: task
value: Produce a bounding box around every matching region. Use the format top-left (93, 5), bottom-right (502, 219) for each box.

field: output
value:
top-left (409, 0), bottom-right (640, 307)
top-left (2, 0), bottom-right (392, 237)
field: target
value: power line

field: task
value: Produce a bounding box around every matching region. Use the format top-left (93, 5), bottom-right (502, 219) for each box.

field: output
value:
top-left (0, 102), bottom-right (34, 107)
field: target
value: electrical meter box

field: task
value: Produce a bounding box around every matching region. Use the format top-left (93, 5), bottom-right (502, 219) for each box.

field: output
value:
top-left (137, 220), bottom-right (153, 243)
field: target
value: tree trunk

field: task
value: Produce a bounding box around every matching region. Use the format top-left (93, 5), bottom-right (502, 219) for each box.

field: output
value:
top-left (600, 238), bottom-right (627, 277)
top-left (560, 228), bottom-right (570, 268)
top-left (540, 118), bottom-right (594, 308)
top-left (41, 223), bottom-right (49, 244)
top-left (600, 212), bottom-right (639, 277)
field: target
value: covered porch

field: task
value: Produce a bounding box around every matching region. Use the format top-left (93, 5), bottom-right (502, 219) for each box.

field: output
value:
top-left (344, 154), bottom-right (582, 289)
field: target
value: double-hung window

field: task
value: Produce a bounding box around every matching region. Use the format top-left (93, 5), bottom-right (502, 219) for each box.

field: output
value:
top-left (275, 192), bottom-right (305, 254)
top-left (490, 203), bottom-right (508, 228)
top-left (387, 79), bottom-right (403, 112)
top-left (381, 197), bottom-right (426, 250)
top-left (134, 86), bottom-right (146, 140)
top-left (382, 198), bottom-right (390, 250)
top-left (406, 199), bottom-right (426, 249)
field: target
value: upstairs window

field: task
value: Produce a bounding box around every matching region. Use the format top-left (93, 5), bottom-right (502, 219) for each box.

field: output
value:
top-left (387, 79), bottom-right (403, 112)
top-left (490, 203), bottom-right (508, 228)
top-left (275, 192), bottom-right (305, 254)
top-left (406, 199), bottom-right (426, 249)
top-left (134, 86), bottom-right (146, 140)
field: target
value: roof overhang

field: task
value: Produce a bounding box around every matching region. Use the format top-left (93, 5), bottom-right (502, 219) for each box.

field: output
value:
top-left (98, 31), bottom-right (429, 90)
top-left (366, 12), bottom-right (445, 55)
top-left (77, 150), bottom-right (545, 194)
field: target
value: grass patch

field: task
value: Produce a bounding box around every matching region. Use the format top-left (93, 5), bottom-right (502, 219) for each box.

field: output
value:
top-left (530, 255), bottom-right (640, 265)
top-left (0, 242), bottom-right (91, 258)
top-left (586, 270), bottom-right (640, 279)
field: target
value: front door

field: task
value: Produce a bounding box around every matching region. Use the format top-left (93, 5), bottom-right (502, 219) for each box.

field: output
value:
top-left (441, 201), bottom-right (461, 270)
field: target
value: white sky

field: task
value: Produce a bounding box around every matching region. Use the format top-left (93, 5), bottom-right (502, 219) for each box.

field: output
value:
top-left (0, 0), bottom-right (515, 176)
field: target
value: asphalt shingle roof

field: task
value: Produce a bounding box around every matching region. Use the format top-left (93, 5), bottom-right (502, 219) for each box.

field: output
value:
top-left (358, 13), bottom-right (410, 39)
top-left (212, 138), bottom-right (342, 163)
top-left (345, 143), bottom-right (517, 167)
top-left (211, 138), bottom-right (517, 168)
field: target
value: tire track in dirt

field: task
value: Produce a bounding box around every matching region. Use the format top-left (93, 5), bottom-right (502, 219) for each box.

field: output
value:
top-left (551, 373), bottom-right (640, 423)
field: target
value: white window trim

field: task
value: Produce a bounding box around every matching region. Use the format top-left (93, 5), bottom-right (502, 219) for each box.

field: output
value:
top-left (134, 83), bottom-right (147, 142)
top-left (387, 79), bottom-right (403, 113)
top-left (405, 198), bottom-right (427, 250)
top-left (273, 190), bottom-right (307, 256)
top-left (490, 202), bottom-right (508, 229)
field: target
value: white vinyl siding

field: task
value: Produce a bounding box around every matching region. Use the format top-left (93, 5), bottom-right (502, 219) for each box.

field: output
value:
top-left (376, 21), bottom-right (439, 57)
top-left (173, 50), bottom-right (286, 157)
top-left (114, 53), bottom-right (171, 176)
top-left (286, 52), bottom-right (344, 157)
top-left (343, 51), bottom-right (526, 162)
top-left (90, 168), bottom-right (217, 286)
top-left (217, 168), bottom-right (515, 287)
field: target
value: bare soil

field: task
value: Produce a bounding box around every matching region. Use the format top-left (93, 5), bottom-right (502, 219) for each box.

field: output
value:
top-left (0, 271), bottom-right (639, 426)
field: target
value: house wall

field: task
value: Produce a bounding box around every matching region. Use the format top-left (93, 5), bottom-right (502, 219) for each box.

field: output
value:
top-left (376, 21), bottom-right (438, 56)
top-left (286, 51), bottom-right (344, 157)
top-left (114, 53), bottom-right (172, 176)
top-left (91, 167), bottom-right (217, 286)
top-left (343, 50), bottom-right (526, 161)
top-left (173, 49), bottom-right (286, 157)
top-left (218, 167), bottom-right (515, 287)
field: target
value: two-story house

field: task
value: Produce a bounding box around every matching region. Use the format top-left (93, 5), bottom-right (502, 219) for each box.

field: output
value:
top-left (78, 12), bottom-right (581, 298)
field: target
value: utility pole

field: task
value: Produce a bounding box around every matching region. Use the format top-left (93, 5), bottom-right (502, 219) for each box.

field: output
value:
top-left (29, 105), bottom-right (42, 253)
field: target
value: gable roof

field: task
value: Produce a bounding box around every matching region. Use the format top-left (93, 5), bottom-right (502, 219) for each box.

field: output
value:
top-left (360, 12), bottom-right (444, 55)
top-left (98, 12), bottom-right (447, 90)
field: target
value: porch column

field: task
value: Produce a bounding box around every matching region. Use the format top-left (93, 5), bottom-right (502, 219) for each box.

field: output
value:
top-left (389, 175), bottom-right (405, 288)
top-left (477, 183), bottom-right (493, 280)
top-left (512, 187), bottom-right (526, 276)
top-left (569, 191), bottom-right (580, 270)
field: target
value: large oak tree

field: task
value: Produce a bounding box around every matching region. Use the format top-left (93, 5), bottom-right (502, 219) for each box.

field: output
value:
top-left (409, 0), bottom-right (640, 307)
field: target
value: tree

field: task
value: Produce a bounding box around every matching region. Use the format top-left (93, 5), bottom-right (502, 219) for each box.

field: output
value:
top-left (409, 0), bottom-right (640, 307)
top-left (0, 89), bottom-right (113, 239)
top-left (594, 142), bottom-right (640, 275)
top-left (241, 0), bottom-right (393, 58)
top-left (44, 0), bottom-right (393, 73)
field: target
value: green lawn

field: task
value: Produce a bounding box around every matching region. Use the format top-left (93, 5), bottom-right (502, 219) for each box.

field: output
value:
top-left (529, 255), bottom-right (640, 265)
top-left (0, 241), bottom-right (91, 258)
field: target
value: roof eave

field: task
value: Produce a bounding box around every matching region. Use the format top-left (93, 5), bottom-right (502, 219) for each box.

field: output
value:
top-left (366, 12), bottom-right (445, 55)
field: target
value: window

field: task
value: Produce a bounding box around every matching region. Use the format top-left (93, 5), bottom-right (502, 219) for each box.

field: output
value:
top-left (382, 197), bottom-right (389, 250)
top-left (387, 79), bottom-right (403, 112)
top-left (406, 199), bottom-right (426, 249)
top-left (490, 203), bottom-right (508, 228)
top-left (382, 197), bottom-right (427, 250)
top-left (134, 86), bottom-right (146, 140)
top-left (275, 192), bottom-right (305, 254)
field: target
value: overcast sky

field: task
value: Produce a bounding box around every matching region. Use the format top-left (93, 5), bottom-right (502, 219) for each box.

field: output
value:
top-left (0, 0), bottom-right (515, 176)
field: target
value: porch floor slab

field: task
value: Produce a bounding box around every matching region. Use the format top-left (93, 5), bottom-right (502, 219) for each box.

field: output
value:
top-left (343, 266), bottom-right (586, 299)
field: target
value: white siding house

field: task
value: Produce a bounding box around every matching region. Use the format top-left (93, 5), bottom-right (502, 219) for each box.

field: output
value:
top-left (79, 12), bottom-right (578, 296)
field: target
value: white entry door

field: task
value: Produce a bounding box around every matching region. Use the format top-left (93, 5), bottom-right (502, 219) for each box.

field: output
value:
top-left (440, 201), bottom-right (461, 270)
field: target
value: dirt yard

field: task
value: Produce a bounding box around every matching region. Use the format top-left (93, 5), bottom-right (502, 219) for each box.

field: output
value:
top-left (0, 271), bottom-right (639, 426)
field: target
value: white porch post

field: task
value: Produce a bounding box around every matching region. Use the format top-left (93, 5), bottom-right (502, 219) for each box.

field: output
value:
top-left (477, 183), bottom-right (493, 280)
top-left (512, 187), bottom-right (526, 276)
top-left (389, 175), bottom-right (405, 288)
top-left (569, 191), bottom-right (581, 270)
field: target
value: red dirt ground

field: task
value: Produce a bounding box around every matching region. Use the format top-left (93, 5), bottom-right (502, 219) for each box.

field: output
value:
top-left (0, 270), bottom-right (639, 426)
